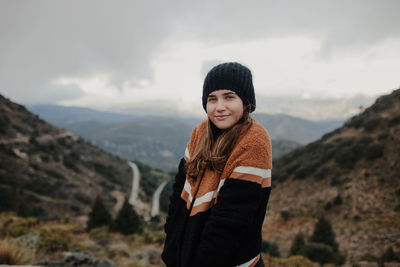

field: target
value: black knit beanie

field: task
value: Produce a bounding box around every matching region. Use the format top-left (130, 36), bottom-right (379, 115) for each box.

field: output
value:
top-left (202, 62), bottom-right (256, 113)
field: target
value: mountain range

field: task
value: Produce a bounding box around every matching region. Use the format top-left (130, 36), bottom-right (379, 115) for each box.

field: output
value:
top-left (29, 105), bottom-right (344, 171)
top-left (1, 88), bottom-right (398, 265)
top-left (0, 94), bottom-right (169, 220)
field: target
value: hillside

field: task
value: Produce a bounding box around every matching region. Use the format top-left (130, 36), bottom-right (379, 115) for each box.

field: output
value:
top-left (253, 113), bottom-right (343, 144)
top-left (29, 105), bottom-right (349, 170)
top-left (264, 88), bottom-right (400, 263)
top-left (0, 94), bottom-right (170, 221)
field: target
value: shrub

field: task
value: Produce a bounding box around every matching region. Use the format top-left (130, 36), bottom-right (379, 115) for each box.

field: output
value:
top-left (113, 199), bottom-right (141, 235)
top-left (94, 162), bottom-right (120, 184)
top-left (0, 238), bottom-right (28, 264)
top-left (303, 242), bottom-right (335, 265)
top-left (324, 202), bottom-right (333, 211)
top-left (40, 228), bottom-right (70, 252)
top-left (294, 161), bottom-right (318, 179)
top-left (310, 217), bottom-right (338, 252)
top-left (345, 116), bottom-right (365, 129)
top-left (334, 149), bottom-right (356, 169)
top-left (44, 169), bottom-right (65, 180)
top-left (389, 116), bottom-right (400, 127)
top-left (261, 240), bottom-right (281, 257)
top-left (275, 255), bottom-right (318, 267)
top-left (330, 176), bottom-right (345, 187)
top-left (0, 115), bottom-right (10, 134)
top-left (88, 226), bottom-right (109, 240)
top-left (280, 210), bottom-right (291, 221)
top-left (314, 167), bottom-right (329, 181)
top-left (40, 154), bottom-right (50, 163)
top-left (364, 144), bottom-right (384, 160)
top-left (364, 117), bottom-right (380, 132)
top-left (142, 230), bottom-right (165, 245)
top-left (74, 192), bottom-right (92, 205)
top-left (63, 155), bottom-right (80, 173)
top-left (86, 195), bottom-right (112, 231)
top-left (3, 217), bottom-right (38, 238)
top-left (290, 233), bottom-right (306, 256)
top-left (381, 246), bottom-right (400, 262)
top-left (333, 194), bottom-right (343, 206)
top-left (378, 133), bottom-right (389, 140)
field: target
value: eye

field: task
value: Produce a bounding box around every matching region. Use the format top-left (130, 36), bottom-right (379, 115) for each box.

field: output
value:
top-left (226, 95), bottom-right (235, 99)
top-left (207, 97), bottom-right (217, 102)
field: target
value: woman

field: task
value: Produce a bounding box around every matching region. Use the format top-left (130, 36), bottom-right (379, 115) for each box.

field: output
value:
top-left (162, 62), bottom-right (272, 267)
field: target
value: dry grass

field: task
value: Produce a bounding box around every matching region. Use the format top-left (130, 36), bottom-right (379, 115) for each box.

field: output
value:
top-left (0, 238), bottom-right (28, 265)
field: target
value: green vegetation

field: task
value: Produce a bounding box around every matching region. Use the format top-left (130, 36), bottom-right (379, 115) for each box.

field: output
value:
top-left (63, 155), bottom-right (81, 173)
top-left (86, 195), bottom-right (112, 231)
top-left (113, 199), bottom-right (142, 235)
top-left (289, 233), bottom-right (306, 256)
top-left (289, 217), bottom-right (345, 265)
top-left (44, 169), bottom-right (65, 180)
top-left (0, 212), bottom-right (166, 267)
top-left (325, 194), bottom-right (343, 210)
top-left (273, 134), bottom-right (385, 183)
top-left (280, 210), bottom-right (291, 221)
top-left (94, 162), bottom-right (121, 184)
top-left (381, 246), bottom-right (400, 262)
top-left (135, 160), bottom-right (172, 203)
top-left (73, 192), bottom-right (92, 205)
top-left (262, 240), bottom-right (281, 257)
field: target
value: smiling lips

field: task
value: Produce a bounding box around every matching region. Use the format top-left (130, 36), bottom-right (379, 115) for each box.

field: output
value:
top-left (215, 115), bottom-right (230, 120)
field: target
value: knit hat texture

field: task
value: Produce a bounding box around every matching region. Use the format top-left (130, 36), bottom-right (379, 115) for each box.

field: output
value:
top-left (202, 62), bottom-right (255, 112)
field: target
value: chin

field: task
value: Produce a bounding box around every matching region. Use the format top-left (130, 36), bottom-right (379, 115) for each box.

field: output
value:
top-left (214, 122), bottom-right (233, 130)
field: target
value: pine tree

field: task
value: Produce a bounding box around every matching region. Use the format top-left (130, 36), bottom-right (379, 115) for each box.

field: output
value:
top-left (290, 233), bottom-right (306, 256)
top-left (306, 217), bottom-right (345, 265)
top-left (113, 198), bottom-right (141, 235)
top-left (86, 195), bottom-right (112, 231)
top-left (309, 217), bottom-right (338, 252)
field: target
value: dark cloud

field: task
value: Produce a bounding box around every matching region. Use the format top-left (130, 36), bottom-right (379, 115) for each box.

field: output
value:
top-left (1, 0), bottom-right (399, 104)
top-left (176, 0), bottom-right (400, 53)
top-left (0, 0), bottom-right (179, 102)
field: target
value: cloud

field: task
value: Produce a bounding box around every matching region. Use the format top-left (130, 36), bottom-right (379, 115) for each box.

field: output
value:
top-left (1, 0), bottom-right (399, 104)
top-left (0, 0), bottom-right (178, 101)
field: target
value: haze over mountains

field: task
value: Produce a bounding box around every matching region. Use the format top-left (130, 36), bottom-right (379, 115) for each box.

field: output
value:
top-left (29, 104), bottom-right (345, 171)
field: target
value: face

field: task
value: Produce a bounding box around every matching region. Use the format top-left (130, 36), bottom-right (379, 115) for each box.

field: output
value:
top-left (206, 89), bottom-right (244, 130)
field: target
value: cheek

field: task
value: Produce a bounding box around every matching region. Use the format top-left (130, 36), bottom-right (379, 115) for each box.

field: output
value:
top-left (234, 103), bottom-right (244, 117)
top-left (206, 103), bottom-right (213, 117)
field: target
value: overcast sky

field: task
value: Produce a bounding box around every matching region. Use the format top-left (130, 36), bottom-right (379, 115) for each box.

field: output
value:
top-left (1, 0), bottom-right (399, 116)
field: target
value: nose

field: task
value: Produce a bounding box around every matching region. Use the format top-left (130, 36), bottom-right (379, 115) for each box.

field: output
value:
top-left (216, 99), bottom-right (226, 111)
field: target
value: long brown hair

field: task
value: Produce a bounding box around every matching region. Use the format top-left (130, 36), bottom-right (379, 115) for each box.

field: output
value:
top-left (185, 105), bottom-right (253, 181)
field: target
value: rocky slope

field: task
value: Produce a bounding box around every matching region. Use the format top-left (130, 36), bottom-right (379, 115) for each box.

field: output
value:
top-left (0, 94), bottom-right (164, 221)
top-left (263, 88), bottom-right (400, 263)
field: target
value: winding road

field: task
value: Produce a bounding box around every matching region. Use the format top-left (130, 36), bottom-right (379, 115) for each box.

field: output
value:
top-left (127, 161), bottom-right (169, 218)
top-left (128, 161), bottom-right (140, 205)
top-left (151, 181), bottom-right (168, 217)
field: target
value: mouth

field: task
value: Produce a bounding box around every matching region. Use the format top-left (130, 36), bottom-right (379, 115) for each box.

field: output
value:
top-left (215, 115), bottom-right (230, 120)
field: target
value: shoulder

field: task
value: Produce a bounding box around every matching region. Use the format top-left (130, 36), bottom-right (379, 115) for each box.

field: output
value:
top-left (227, 118), bottom-right (272, 169)
top-left (224, 118), bottom-right (272, 187)
top-left (238, 119), bottom-right (271, 151)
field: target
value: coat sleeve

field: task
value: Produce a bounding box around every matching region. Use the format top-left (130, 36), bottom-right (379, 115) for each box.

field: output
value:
top-left (191, 133), bottom-right (272, 267)
top-left (164, 157), bottom-right (186, 234)
top-left (164, 124), bottom-right (199, 234)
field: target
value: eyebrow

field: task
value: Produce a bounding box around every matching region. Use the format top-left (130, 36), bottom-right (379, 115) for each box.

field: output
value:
top-left (208, 91), bottom-right (236, 97)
